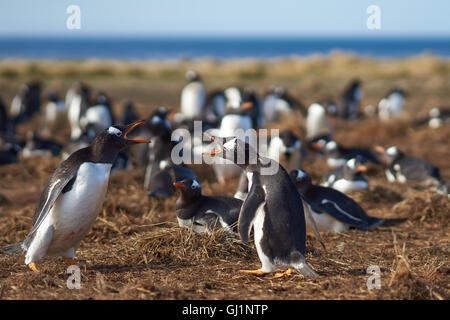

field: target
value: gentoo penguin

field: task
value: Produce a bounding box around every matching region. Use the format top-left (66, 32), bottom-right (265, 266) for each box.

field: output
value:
top-left (179, 70), bottom-right (206, 121)
top-left (0, 142), bottom-right (21, 165)
top-left (266, 130), bottom-right (303, 172)
top-left (321, 140), bottom-right (380, 168)
top-left (173, 166), bottom-right (242, 233)
top-left (10, 82), bottom-right (41, 125)
top-left (262, 86), bottom-right (304, 124)
top-left (42, 91), bottom-right (66, 135)
top-left (144, 107), bottom-right (180, 198)
top-left (339, 79), bottom-right (362, 119)
top-left (321, 157), bottom-right (369, 193)
top-left (242, 87), bottom-right (263, 129)
top-left (290, 169), bottom-right (404, 232)
top-left (67, 82), bottom-right (91, 140)
top-left (306, 101), bottom-right (336, 141)
top-left (120, 99), bottom-right (139, 126)
top-left (2, 120), bottom-right (150, 272)
top-left (375, 146), bottom-right (444, 188)
top-left (378, 87), bottom-right (405, 121)
top-left (81, 92), bottom-right (114, 135)
top-left (204, 89), bottom-right (227, 125)
top-left (207, 135), bottom-right (318, 278)
top-left (0, 96), bottom-right (14, 135)
top-left (428, 107), bottom-right (450, 128)
top-left (21, 131), bottom-right (62, 158)
top-left (212, 101), bottom-right (255, 183)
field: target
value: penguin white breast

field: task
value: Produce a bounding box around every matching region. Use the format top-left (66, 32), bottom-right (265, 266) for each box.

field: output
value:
top-left (309, 208), bottom-right (350, 233)
top-left (327, 158), bottom-right (346, 168)
top-left (46, 162), bottom-right (112, 254)
top-left (331, 179), bottom-right (369, 193)
top-left (85, 105), bottom-right (113, 130)
top-left (219, 114), bottom-right (252, 134)
top-left (181, 82), bottom-right (206, 119)
top-left (306, 103), bottom-right (330, 138)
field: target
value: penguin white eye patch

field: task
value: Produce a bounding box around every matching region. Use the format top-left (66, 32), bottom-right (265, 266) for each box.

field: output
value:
top-left (191, 180), bottom-right (200, 188)
top-left (108, 127), bottom-right (122, 136)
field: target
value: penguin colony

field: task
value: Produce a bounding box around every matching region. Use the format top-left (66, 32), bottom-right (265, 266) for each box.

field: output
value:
top-left (0, 71), bottom-right (448, 280)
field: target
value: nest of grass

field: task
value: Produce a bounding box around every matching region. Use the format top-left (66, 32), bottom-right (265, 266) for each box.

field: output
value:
top-left (125, 226), bottom-right (257, 267)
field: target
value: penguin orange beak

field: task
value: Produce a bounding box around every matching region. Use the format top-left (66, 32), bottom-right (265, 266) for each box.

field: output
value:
top-left (374, 146), bottom-right (385, 154)
top-left (173, 182), bottom-right (185, 188)
top-left (124, 120), bottom-right (151, 143)
top-left (311, 142), bottom-right (323, 150)
top-left (357, 165), bottom-right (367, 172)
top-left (241, 102), bottom-right (253, 110)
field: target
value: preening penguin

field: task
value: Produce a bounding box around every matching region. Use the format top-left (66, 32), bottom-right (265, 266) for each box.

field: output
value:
top-left (207, 135), bottom-right (318, 278)
top-left (290, 169), bottom-right (405, 232)
top-left (2, 121), bottom-right (151, 272)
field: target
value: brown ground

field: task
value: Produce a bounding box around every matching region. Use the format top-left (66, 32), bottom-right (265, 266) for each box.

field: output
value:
top-left (0, 56), bottom-right (449, 300)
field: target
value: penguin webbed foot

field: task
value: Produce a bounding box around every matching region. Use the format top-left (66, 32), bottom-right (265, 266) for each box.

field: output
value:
top-left (273, 268), bottom-right (293, 279)
top-left (27, 262), bottom-right (40, 273)
top-left (240, 269), bottom-right (268, 276)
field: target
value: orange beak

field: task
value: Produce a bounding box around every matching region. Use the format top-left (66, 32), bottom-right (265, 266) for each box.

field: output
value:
top-left (202, 133), bottom-right (223, 156)
top-left (311, 142), bottom-right (323, 150)
top-left (173, 182), bottom-right (185, 188)
top-left (241, 102), bottom-right (253, 110)
top-left (357, 165), bottom-right (367, 172)
top-left (124, 120), bottom-right (151, 143)
top-left (374, 146), bottom-right (385, 154)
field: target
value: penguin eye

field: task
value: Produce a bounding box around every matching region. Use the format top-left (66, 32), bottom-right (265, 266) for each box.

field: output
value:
top-left (115, 131), bottom-right (122, 137)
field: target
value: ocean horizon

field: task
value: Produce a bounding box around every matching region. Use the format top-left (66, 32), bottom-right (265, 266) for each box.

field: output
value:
top-left (0, 36), bottom-right (449, 60)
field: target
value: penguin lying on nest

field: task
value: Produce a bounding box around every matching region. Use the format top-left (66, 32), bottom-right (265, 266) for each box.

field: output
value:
top-left (206, 135), bottom-right (318, 278)
top-left (321, 156), bottom-right (369, 193)
top-left (2, 121), bottom-right (151, 272)
top-left (290, 169), bottom-right (405, 233)
top-left (172, 165), bottom-right (242, 234)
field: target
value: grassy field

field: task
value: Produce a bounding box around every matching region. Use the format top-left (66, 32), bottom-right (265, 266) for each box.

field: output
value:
top-left (0, 55), bottom-right (449, 299)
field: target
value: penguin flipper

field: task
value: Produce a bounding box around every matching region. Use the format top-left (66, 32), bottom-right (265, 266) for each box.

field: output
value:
top-left (314, 198), bottom-right (365, 228)
top-left (238, 180), bottom-right (265, 243)
top-left (29, 156), bottom-right (80, 237)
top-left (2, 242), bottom-right (24, 254)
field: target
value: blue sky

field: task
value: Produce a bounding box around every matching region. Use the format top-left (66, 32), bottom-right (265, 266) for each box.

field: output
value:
top-left (0, 0), bottom-right (449, 37)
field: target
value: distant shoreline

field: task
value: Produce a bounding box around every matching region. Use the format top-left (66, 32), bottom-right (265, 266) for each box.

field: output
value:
top-left (0, 36), bottom-right (449, 60)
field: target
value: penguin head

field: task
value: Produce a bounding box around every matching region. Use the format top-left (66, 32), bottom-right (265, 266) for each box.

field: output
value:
top-left (186, 70), bottom-right (200, 82)
top-left (173, 178), bottom-right (202, 199)
top-left (346, 157), bottom-right (367, 174)
top-left (148, 107), bottom-right (172, 136)
top-left (375, 145), bottom-right (402, 165)
top-left (324, 140), bottom-right (339, 156)
top-left (289, 169), bottom-right (312, 191)
top-left (95, 120), bottom-right (151, 151)
top-left (278, 130), bottom-right (301, 159)
top-left (206, 135), bottom-right (259, 168)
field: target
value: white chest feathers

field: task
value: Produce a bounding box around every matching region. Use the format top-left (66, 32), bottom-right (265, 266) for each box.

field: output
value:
top-left (48, 163), bottom-right (112, 252)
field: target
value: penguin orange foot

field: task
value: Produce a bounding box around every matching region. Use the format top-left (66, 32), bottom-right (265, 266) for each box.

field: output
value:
top-left (274, 268), bottom-right (293, 279)
top-left (63, 258), bottom-right (76, 266)
top-left (240, 269), bottom-right (268, 276)
top-left (27, 262), bottom-right (40, 273)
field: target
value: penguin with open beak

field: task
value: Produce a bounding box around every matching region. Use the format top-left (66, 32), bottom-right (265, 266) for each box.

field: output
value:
top-left (206, 135), bottom-right (318, 279)
top-left (172, 165), bottom-right (242, 234)
top-left (2, 120), bottom-right (151, 272)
